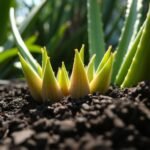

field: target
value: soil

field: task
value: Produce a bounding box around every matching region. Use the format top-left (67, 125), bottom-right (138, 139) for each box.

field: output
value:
top-left (0, 80), bottom-right (150, 150)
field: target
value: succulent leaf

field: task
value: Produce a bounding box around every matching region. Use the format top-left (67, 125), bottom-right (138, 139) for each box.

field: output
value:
top-left (96, 46), bottom-right (112, 74)
top-left (121, 7), bottom-right (150, 87)
top-left (90, 53), bottom-right (114, 94)
top-left (112, 0), bottom-right (143, 82)
top-left (19, 53), bottom-right (42, 101)
top-left (41, 47), bottom-right (48, 76)
top-left (57, 62), bottom-right (70, 96)
top-left (79, 44), bottom-right (85, 62)
top-left (86, 54), bottom-right (96, 82)
top-left (87, 0), bottom-right (105, 67)
top-left (115, 24), bottom-right (144, 85)
top-left (69, 50), bottom-right (90, 98)
top-left (57, 67), bottom-right (62, 82)
top-left (42, 57), bottom-right (63, 101)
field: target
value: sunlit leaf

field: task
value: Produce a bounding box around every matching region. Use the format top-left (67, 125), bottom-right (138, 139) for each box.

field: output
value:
top-left (57, 62), bottom-right (69, 96)
top-left (19, 53), bottom-right (42, 101)
top-left (69, 50), bottom-right (90, 98)
top-left (86, 54), bottom-right (96, 82)
top-left (96, 46), bottom-right (112, 74)
top-left (42, 57), bottom-right (63, 101)
top-left (90, 53), bottom-right (114, 93)
top-left (79, 44), bottom-right (85, 62)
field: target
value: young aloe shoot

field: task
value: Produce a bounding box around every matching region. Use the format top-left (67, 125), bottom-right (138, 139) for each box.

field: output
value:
top-left (19, 45), bottom-right (115, 102)
top-left (10, 8), bottom-right (115, 102)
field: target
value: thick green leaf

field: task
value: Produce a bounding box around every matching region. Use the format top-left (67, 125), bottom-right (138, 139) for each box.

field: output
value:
top-left (115, 24), bottom-right (144, 85)
top-left (87, 0), bottom-right (105, 67)
top-left (121, 7), bottom-right (150, 87)
top-left (112, 0), bottom-right (143, 82)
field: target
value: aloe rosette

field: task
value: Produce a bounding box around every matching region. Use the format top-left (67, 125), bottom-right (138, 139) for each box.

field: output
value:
top-left (19, 45), bottom-right (114, 102)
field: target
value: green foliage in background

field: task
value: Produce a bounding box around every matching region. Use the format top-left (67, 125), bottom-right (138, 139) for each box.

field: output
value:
top-left (0, 0), bottom-right (149, 81)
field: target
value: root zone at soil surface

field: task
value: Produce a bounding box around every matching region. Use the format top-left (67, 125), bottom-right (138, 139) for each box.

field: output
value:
top-left (0, 81), bottom-right (150, 150)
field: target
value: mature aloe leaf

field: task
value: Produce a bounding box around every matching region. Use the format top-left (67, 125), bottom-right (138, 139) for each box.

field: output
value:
top-left (69, 50), bottom-right (90, 98)
top-left (115, 24), bottom-right (144, 85)
top-left (96, 46), bottom-right (112, 74)
top-left (87, 0), bottom-right (105, 67)
top-left (112, 0), bottom-right (143, 82)
top-left (57, 62), bottom-right (69, 96)
top-left (121, 7), bottom-right (150, 87)
top-left (19, 54), bottom-right (42, 101)
top-left (42, 58), bottom-right (63, 101)
top-left (87, 54), bottom-right (96, 82)
top-left (90, 53), bottom-right (114, 94)
top-left (10, 8), bottom-right (41, 74)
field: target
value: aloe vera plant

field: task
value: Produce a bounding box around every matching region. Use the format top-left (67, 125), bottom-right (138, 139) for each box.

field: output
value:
top-left (10, 0), bottom-right (150, 102)
top-left (10, 8), bottom-right (114, 102)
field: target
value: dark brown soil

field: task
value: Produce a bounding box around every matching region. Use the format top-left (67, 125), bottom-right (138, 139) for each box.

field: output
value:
top-left (0, 80), bottom-right (150, 150)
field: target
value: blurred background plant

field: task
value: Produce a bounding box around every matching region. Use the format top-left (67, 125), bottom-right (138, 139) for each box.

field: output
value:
top-left (0, 0), bottom-right (149, 79)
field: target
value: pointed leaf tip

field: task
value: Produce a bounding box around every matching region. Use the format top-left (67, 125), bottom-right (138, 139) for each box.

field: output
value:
top-left (42, 57), bottom-right (63, 101)
top-left (69, 50), bottom-right (90, 98)
top-left (57, 62), bottom-right (69, 96)
top-left (87, 54), bottom-right (96, 82)
top-left (79, 44), bottom-right (85, 62)
top-left (96, 46), bottom-right (112, 74)
top-left (90, 52), bottom-right (114, 94)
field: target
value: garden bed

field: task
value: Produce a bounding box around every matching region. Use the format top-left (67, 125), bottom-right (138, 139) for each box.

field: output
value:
top-left (0, 80), bottom-right (150, 150)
